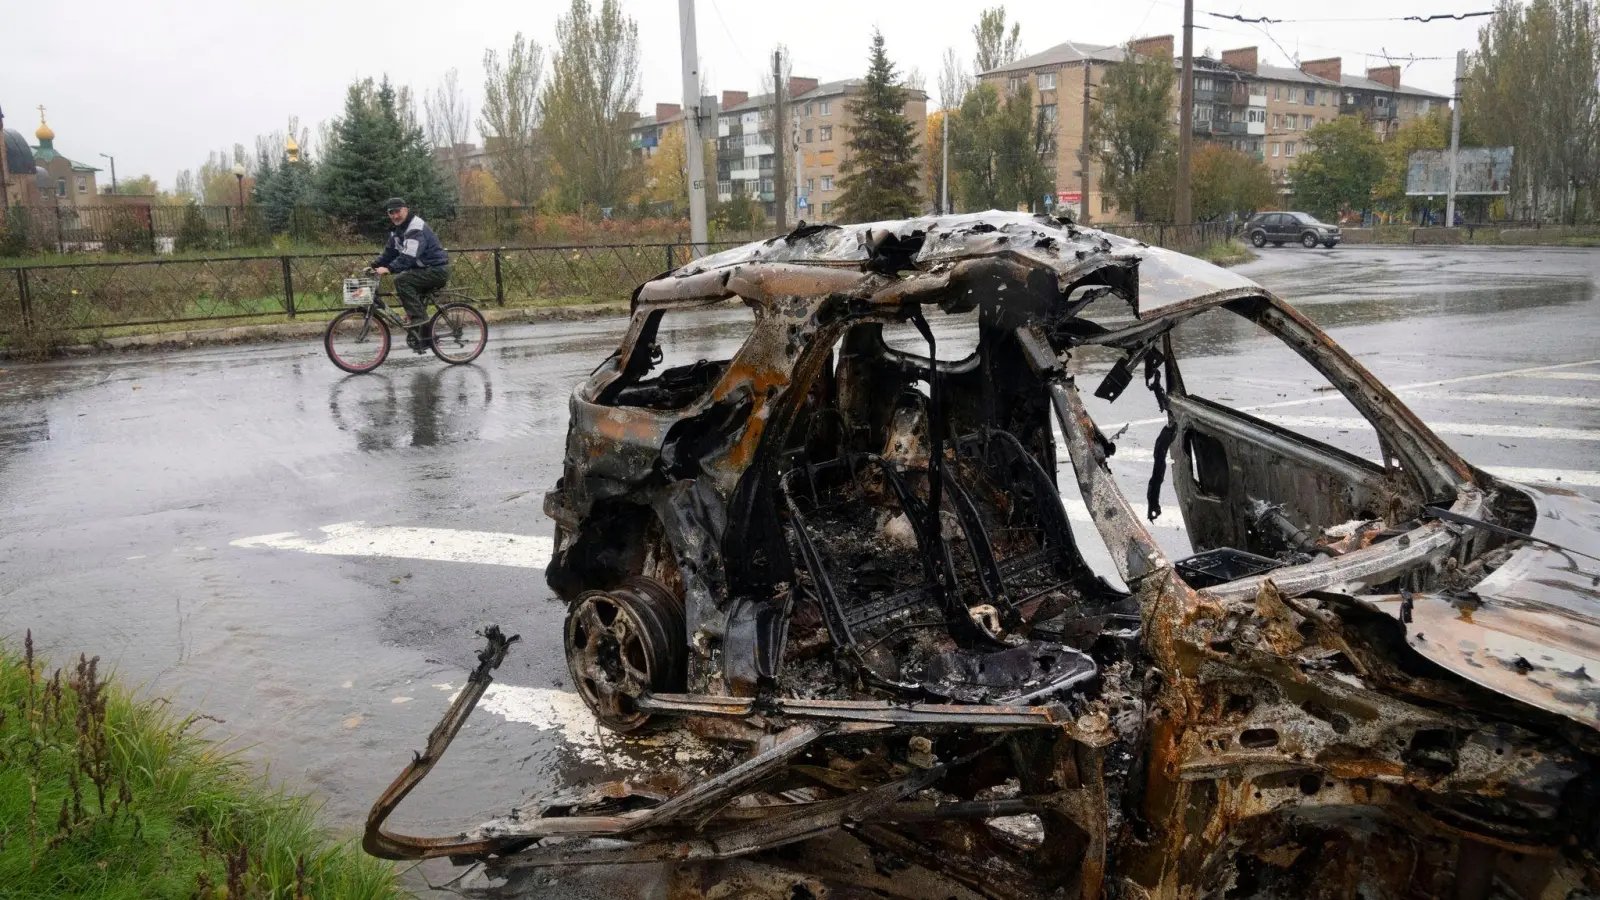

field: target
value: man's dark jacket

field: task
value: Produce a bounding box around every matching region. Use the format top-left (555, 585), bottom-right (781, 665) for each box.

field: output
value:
top-left (371, 213), bottom-right (449, 273)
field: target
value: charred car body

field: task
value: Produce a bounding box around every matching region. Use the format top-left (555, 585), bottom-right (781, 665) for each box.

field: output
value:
top-left (366, 212), bottom-right (1600, 899)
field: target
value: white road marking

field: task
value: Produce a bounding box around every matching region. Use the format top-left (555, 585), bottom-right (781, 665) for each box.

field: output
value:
top-left (1108, 358), bottom-right (1600, 429)
top-left (230, 521), bottom-right (554, 569)
top-left (1258, 415), bottom-right (1600, 443)
top-left (1401, 390), bottom-right (1600, 409)
top-left (1511, 371), bottom-right (1600, 382)
top-left (1486, 467), bottom-right (1600, 488)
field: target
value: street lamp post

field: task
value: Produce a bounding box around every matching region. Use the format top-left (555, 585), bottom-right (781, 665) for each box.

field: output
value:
top-left (232, 163), bottom-right (246, 209)
top-left (99, 153), bottom-right (118, 195)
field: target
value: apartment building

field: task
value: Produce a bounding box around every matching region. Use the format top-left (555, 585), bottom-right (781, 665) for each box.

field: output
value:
top-left (634, 79), bottom-right (929, 222)
top-left (714, 78), bottom-right (928, 222)
top-left (980, 39), bottom-right (1447, 219)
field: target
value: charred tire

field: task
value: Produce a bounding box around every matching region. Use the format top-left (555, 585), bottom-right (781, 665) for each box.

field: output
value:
top-left (1301, 232), bottom-right (1320, 248)
top-left (1250, 230), bottom-right (1267, 248)
top-left (565, 576), bottom-right (686, 732)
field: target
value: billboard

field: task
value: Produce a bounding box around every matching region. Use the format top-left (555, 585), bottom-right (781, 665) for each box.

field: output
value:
top-left (1406, 147), bottom-right (1514, 195)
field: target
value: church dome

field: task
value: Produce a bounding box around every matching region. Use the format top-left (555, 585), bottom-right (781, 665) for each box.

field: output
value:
top-left (35, 119), bottom-right (54, 142)
top-left (4, 129), bottom-right (36, 175)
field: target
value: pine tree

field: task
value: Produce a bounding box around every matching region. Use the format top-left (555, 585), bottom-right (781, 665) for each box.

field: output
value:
top-left (318, 78), bottom-right (453, 237)
top-left (837, 30), bottom-right (922, 221)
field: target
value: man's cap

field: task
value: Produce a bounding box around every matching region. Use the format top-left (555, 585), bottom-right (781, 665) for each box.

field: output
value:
top-left (384, 197), bottom-right (407, 212)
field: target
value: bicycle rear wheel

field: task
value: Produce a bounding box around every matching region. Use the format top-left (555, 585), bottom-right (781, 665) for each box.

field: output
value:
top-left (429, 302), bottom-right (488, 364)
top-left (325, 309), bottom-right (391, 374)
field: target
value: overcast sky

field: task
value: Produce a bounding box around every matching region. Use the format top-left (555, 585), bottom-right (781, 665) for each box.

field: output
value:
top-left (3, 0), bottom-right (1487, 189)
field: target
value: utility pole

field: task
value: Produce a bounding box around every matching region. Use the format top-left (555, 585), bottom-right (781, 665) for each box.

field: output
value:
top-left (1080, 62), bottom-right (1092, 223)
top-left (1175, 0), bottom-right (1194, 225)
top-left (0, 105), bottom-right (9, 211)
top-left (772, 49), bottom-right (788, 230)
top-left (940, 110), bottom-right (949, 214)
top-left (1445, 48), bottom-right (1465, 229)
top-left (679, 0), bottom-right (708, 254)
top-left (100, 153), bottom-right (118, 195)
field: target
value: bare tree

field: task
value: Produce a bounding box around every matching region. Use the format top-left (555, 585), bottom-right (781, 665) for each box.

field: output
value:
top-left (426, 68), bottom-right (475, 191)
top-left (938, 47), bottom-right (973, 110)
top-left (481, 33), bottom-right (546, 206)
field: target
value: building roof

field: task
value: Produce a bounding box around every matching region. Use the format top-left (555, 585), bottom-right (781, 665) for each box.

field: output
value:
top-left (717, 79), bottom-right (928, 116)
top-left (981, 42), bottom-right (1125, 76)
top-left (4, 129), bottom-right (36, 176)
top-left (983, 42), bottom-right (1450, 100)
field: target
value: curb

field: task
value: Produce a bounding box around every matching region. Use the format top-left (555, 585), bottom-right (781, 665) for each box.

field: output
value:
top-left (2, 302), bottom-right (634, 359)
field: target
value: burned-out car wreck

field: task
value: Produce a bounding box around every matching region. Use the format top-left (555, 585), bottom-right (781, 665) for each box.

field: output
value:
top-left (366, 212), bottom-right (1600, 899)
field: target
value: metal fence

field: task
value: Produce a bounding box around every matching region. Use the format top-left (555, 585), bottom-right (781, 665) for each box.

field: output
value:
top-left (0, 243), bottom-right (743, 344)
top-left (0, 222), bottom-right (1247, 347)
top-left (1098, 221), bottom-right (1236, 253)
top-left (0, 205), bottom-right (767, 256)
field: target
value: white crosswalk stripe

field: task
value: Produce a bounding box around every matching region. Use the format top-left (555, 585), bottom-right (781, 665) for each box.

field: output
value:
top-left (1258, 415), bottom-right (1600, 443)
top-left (1401, 390), bottom-right (1600, 409)
top-left (231, 522), bottom-right (554, 568)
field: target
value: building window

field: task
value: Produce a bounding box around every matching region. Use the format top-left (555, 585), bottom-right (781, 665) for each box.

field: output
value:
top-left (1272, 85), bottom-right (1281, 100)
top-left (820, 201), bottom-right (833, 216)
top-left (805, 128), bottom-right (814, 142)
top-left (1285, 141), bottom-right (1297, 157)
top-left (77, 177), bottom-right (87, 194)
top-left (1196, 76), bottom-right (1214, 92)
top-left (1008, 77), bottom-right (1023, 94)
top-left (1271, 142), bottom-right (1280, 157)
top-left (1193, 103), bottom-right (1211, 122)
top-left (57, 178), bottom-right (67, 197)
top-left (819, 100), bottom-right (830, 115)
top-left (821, 175), bottom-right (834, 191)
top-left (1420, 99), bottom-right (1431, 114)
top-left (1304, 88), bottom-right (1315, 105)
top-left (1039, 104), bottom-right (1057, 126)
top-left (804, 102), bottom-right (813, 116)
top-left (1247, 108), bottom-right (1265, 124)
top-left (718, 180), bottom-right (732, 195)
top-left (1038, 72), bottom-right (1056, 91)
top-left (819, 125), bottom-right (832, 141)
top-left (1101, 195), bottom-right (1112, 213)
top-left (759, 177), bottom-right (774, 193)
top-left (1286, 114), bottom-right (1297, 130)
top-left (1375, 95), bottom-right (1388, 109)
top-left (806, 178), bottom-right (815, 193)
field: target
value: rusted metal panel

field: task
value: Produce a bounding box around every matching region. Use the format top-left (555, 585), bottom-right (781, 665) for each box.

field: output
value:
top-left (365, 211), bottom-right (1600, 898)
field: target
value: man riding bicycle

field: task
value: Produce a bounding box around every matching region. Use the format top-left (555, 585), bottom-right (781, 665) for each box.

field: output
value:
top-left (369, 197), bottom-right (450, 353)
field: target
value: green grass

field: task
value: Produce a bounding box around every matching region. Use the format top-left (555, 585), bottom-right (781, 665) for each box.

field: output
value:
top-left (0, 243), bottom-right (369, 268)
top-left (1192, 239), bottom-right (1256, 267)
top-left (0, 634), bottom-right (406, 900)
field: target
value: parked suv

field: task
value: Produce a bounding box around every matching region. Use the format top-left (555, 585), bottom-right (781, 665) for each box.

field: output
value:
top-left (1245, 210), bottom-right (1341, 248)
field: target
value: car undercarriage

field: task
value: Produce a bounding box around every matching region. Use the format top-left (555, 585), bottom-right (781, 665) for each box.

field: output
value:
top-left (364, 213), bottom-right (1600, 899)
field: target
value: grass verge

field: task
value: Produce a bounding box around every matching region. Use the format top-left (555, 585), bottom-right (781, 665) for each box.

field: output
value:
top-left (1192, 239), bottom-right (1257, 267)
top-left (0, 632), bottom-right (405, 900)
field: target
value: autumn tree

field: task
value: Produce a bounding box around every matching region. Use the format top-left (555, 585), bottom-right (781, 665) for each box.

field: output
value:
top-left (116, 174), bottom-right (160, 196)
top-left (1191, 145), bottom-right (1276, 221)
top-left (972, 7), bottom-right (1023, 74)
top-left (480, 34), bottom-right (545, 206)
top-left (1465, 0), bottom-right (1599, 221)
top-left (539, 0), bottom-right (642, 213)
top-left (837, 30), bottom-right (922, 221)
top-left (1373, 107), bottom-right (1458, 213)
top-left (950, 83), bottom-right (1052, 212)
top-left (1289, 115), bottom-right (1384, 219)
top-left (1092, 42), bottom-right (1177, 221)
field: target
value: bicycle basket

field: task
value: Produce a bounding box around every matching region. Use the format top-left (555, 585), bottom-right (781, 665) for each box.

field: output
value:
top-left (342, 277), bottom-right (380, 306)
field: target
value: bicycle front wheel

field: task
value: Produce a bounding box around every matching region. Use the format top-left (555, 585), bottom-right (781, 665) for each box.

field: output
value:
top-left (325, 309), bottom-right (391, 374)
top-left (429, 303), bottom-right (488, 365)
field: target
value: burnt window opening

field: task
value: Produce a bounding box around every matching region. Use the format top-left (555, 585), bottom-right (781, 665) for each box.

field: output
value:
top-left (1186, 430), bottom-right (1230, 498)
top-left (600, 304), bottom-right (758, 410)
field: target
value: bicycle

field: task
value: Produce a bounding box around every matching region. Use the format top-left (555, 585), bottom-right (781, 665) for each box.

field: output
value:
top-left (324, 274), bottom-right (489, 374)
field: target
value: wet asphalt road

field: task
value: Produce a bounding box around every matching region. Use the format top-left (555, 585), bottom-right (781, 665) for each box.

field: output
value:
top-left (1, 244), bottom-right (1597, 897)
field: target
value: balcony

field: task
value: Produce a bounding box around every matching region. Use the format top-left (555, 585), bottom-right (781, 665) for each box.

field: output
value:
top-left (1192, 120), bottom-right (1213, 136)
top-left (1227, 121), bottom-right (1248, 135)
